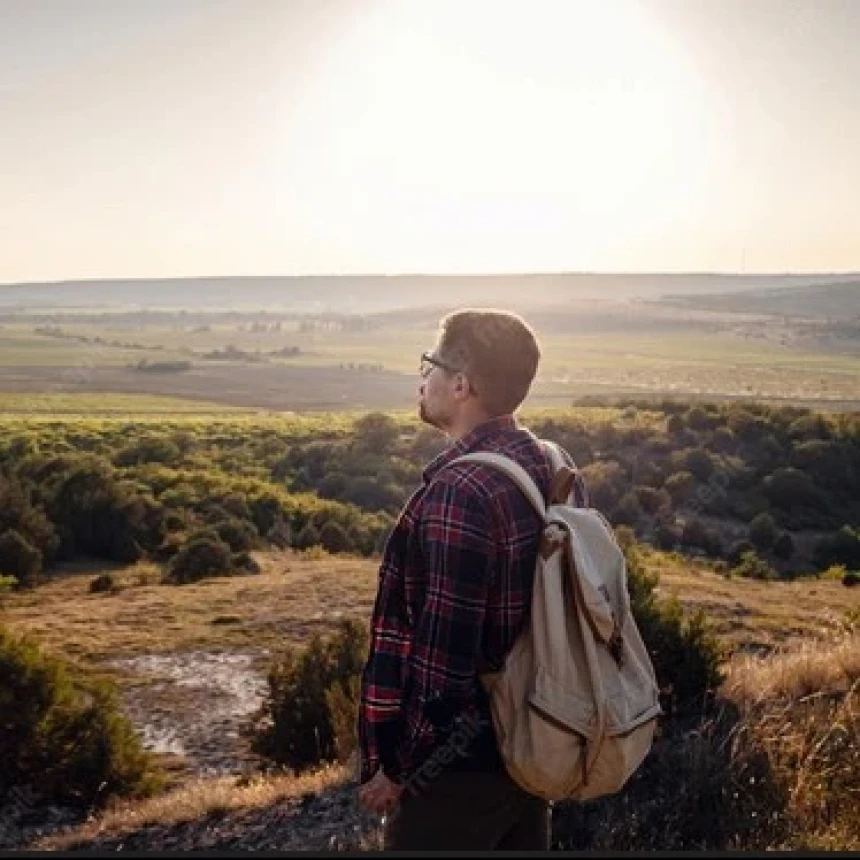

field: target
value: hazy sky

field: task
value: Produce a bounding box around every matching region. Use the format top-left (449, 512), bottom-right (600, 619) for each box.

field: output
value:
top-left (1, 0), bottom-right (858, 282)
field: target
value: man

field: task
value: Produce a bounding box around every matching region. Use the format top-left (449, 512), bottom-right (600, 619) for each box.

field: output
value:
top-left (356, 308), bottom-right (586, 850)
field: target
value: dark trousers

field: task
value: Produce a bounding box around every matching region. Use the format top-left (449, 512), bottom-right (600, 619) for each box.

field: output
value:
top-left (383, 767), bottom-right (550, 851)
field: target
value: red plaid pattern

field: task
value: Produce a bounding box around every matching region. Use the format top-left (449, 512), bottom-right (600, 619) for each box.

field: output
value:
top-left (358, 416), bottom-right (587, 783)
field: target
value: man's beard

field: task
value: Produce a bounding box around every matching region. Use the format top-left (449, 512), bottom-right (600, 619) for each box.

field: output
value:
top-left (419, 399), bottom-right (442, 430)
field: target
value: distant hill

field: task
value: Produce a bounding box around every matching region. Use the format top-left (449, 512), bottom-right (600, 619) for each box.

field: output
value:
top-left (657, 280), bottom-right (860, 319)
top-left (0, 273), bottom-right (853, 314)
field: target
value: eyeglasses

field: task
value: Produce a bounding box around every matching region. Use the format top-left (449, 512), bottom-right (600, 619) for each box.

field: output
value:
top-left (419, 351), bottom-right (460, 378)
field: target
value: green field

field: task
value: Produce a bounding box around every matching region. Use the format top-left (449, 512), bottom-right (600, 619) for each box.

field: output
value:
top-left (0, 393), bottom-right (253, 415)
top-left (2, 313), bottom-right (859, 409)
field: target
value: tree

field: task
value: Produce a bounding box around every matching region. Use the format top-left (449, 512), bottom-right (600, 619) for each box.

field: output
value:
top-left (319, 521), bottom-right (353, 554)
top-left (166, 535), bottom-right (233, 584)
top-left (773, 532), bottom-right (795, 560)
top-left (252, 618), bottom-right (369, 770)
top-left (0, 625), bottom-right (160, 807)
top-left (353, 412), bottom-right (399, 454)
top-left (665, 471), bottom-right (696, 504)
top-left (814, 526), bottom-right (860, 570)
top-left (0, 529), bottom-right (42, 589)
top-left (748, 513), bottom-right (777, 552)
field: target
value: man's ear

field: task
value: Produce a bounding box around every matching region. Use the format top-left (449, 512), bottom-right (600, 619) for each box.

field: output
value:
top-left (454, 373), bottom-right (471, 399)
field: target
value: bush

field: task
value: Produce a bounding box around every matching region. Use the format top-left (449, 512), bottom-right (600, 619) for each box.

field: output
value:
top-left (319, 521), bottom-right (353, 554)
top-left (749, 513), bottom-right (777, 551)
top-left (612, 492), bottom-right (643, 527)
top-left (0, 625), bottom-right (160, 808)
top-left (552, 701), bottom-right (788, 851)
top-left (625, 543), bottom-right (724, 715)
top-left (635, 486), bottom-right (670, 515)
top-left (681, 518), bottom-right (722, 557)
top-left (251, 617), bottom-right (368, 771)
top-left (165, 535), bottom-right (233, 584)
top-left (654, 518), bottom-right (680, 550)
top-left (763, 467), bottom-right (823, 511)
top-left (728, 539), bottom-right (756, 566)
top-left (353, 412), bottom-right (399, 454)
top-left (293, 523), bottom-right (321, 550)
top-left (733, 550), bottom-right (777, 581)
top-left (213, 517), bottom-right (259, 552)
top-left (773, 532), bottom-right (795, 560)
top-left (232, 551), bottom-right (262, 574)
top-left (0, 529), bottom-right (42, 589)
top-left (665, 471), bottom-right (696, 503)
top-left (843, 571), bottom-right (860, 588)
top-left (814, 526), bottom-right (860, 571)
top-left (89, 572), bottom-right (119, 593)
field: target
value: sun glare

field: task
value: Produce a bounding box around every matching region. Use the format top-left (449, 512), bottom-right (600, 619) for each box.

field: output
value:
top-left (277, 0), bottom-right (721, 273)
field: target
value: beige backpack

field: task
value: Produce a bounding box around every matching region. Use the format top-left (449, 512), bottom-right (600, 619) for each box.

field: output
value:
top-left (453, 441), bottom-right (662, 802)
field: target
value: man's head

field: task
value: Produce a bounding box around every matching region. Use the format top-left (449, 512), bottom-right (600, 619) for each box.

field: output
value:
top-left (418, 308), bottom-right (541, 434)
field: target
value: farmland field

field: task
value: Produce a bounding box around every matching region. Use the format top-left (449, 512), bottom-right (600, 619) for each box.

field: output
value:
top-left (2, 312), bottom-right (859, 410)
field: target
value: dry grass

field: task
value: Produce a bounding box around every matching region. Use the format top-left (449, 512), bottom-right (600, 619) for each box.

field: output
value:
top-left (4, 548), bottom-right (854, 670)
top-left (722, 633), bottom-right (860, 850)
top-left (7, 548), bottom-right (859, 852)
top-left (38, 763), bottom-right (350, 850)
top-left (724, 632), bottom-right (860, 707)
top-left (0, 550), bottom-right (378, 665)
top-left (648, 550), bottom-right (859, 653)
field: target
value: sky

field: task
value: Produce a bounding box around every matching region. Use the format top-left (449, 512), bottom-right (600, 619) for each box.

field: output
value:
top-left (1, 0), bottom-right (858, 282)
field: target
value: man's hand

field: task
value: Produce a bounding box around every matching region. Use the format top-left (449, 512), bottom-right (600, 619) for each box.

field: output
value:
top-left (358, 768), bottom-right (404, 816)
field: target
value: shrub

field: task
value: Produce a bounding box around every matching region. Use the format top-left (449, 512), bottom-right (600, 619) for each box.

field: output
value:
top-left (814, 526), bottom-right (860, 571)
top-left (552, 702), bottom-right (788, 851)
top-left (635, 486), bottom-right (670, 515)
top-left (665, 471), bottom-right (696, 503)
top-left (625, 543), bottom-right (724, 715)
top-left (293, 523), bottom-right (321, 550)
top-left (773, 532), bottom-right (795, 560)
top-left (733, 550), bottom-right (777, 581)
top-left (0, 625), bottom-right (160, 808)
top-left (265, 517), bottom-right (292, 549)
top-left (681, 518), bottom-right (722, 557)
top-left (763, 468), bottom-right (823, 511)
top-left (251, 617), bottom-right (368, 771)
top-left (749, 513), bottom-right (777, 551)
top-left (319, 521), bottom-right (353, 554)
top-left (89, 572), bottom-right (119, 593)
top-left (728, 539), bottom-right (756, 566)
top-left (232, 551), bottom-right (262, 574)
top-left (165, 535), bottom-right (233, 584)
top-left (580, 461), bottom-right (627, 512)
top-left (843, 571), bottom-right (860, 588)
top-left (0, 529), bottom-right (42, 589)
top-left (213, 517), bottom-right (259, 552)
top-left (683, 449), bottom-right (714, 482)
top-left (353, 412), bottom-right (399, 454)
top-left (654, 518), bottom-right (680, 550)
top-left (612, 492), bottom-right (643, 527)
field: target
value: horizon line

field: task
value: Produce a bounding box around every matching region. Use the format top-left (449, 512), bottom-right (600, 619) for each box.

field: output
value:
top-left (2, 269), bottom-right (859, 288)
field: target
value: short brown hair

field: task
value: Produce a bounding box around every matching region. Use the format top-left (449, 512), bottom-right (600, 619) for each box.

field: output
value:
top-left (435, 308), bottom-right (541, 416)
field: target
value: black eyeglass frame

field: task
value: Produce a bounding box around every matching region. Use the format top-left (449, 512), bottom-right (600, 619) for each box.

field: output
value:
top-left (419, 351), bottom-right (461, 378)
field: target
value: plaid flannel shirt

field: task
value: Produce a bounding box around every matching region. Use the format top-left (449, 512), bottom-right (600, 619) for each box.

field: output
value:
top-left (357, 415), bottom-right (588, 784)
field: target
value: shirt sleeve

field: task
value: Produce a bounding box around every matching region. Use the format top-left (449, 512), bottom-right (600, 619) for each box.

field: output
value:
top-left (357, 518), bottom-right (412, 785)
top-left (394, 472), bottom-right (497, 778)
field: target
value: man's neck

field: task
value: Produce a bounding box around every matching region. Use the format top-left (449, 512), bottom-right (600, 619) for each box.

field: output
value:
top-left (446, 409), bottom-right (496, 442)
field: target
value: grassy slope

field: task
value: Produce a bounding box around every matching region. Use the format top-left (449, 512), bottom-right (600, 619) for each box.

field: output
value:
top-left (3, 548), bottom-right (856, 673)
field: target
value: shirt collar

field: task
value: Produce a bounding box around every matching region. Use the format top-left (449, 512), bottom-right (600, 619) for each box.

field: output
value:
top-left (422, 414), bottom-right (519, 483)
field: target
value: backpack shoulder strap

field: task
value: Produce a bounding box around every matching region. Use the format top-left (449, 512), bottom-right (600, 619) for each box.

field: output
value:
top-left (450, 452), bottom-right (547, 521)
